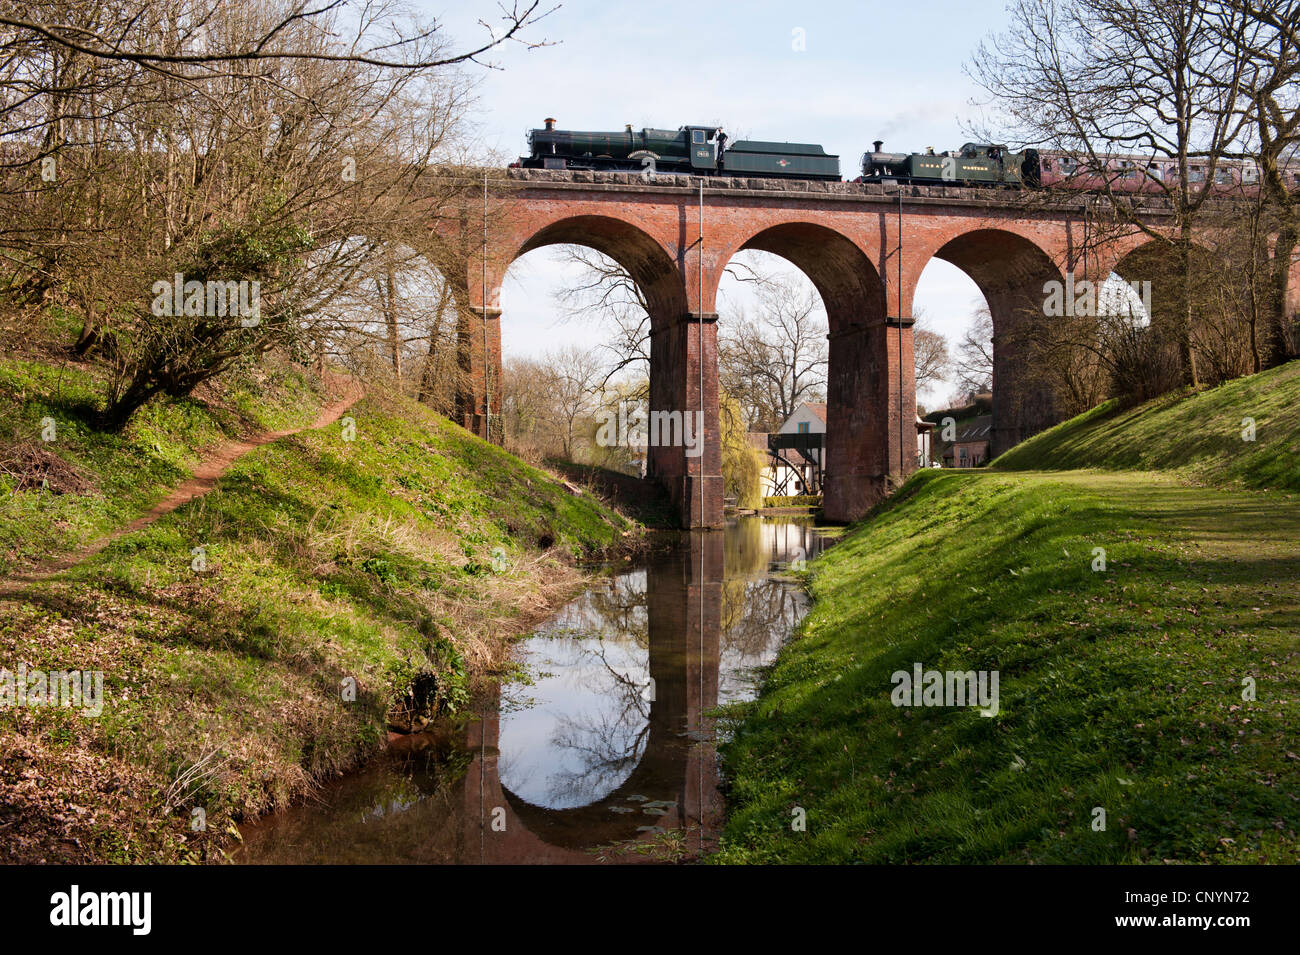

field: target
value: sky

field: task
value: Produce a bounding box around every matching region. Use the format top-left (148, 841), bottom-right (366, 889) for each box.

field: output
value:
top-left (426, 0), bottom-right (1019, 405)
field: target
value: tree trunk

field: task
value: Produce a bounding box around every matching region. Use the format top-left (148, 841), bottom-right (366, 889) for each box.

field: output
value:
top-left (1178, 233), bottom-right (1200, 388)
top-left (72, 316), bottom-right (99, 358)
top-left (382, 267), bottom-right (402, 383)
top-left (1265, 226), bottom-right (1297, 368)
top-left (98, 378), bottom-right (161, 432)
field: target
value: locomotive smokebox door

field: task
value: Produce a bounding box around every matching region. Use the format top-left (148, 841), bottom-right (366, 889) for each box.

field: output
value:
top-left (687, 127), bottom-right (718, 171)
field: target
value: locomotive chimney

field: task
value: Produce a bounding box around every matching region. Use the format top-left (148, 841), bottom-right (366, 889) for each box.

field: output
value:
top-left (873, 140), bottom-right (883, 153)
top-left (544, 117), bottom-right (556, 131)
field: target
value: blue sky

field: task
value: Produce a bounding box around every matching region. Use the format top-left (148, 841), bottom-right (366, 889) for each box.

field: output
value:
top-left (428, 0), bottom-right (1016, 403)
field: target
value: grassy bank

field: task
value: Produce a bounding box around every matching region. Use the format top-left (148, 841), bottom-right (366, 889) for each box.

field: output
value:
top-left (0, 349), bottom-right (632, 863)
top-left (716, 369), bottom-right (1300, 864)
top-left (995, 360), bottom-right (1300, 492)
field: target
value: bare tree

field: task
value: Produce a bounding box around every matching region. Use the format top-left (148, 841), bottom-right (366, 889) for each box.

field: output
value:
top-left (554, 245), bottom-right (652, 387)
top-left (0, 0), bottom-right (543, 428)
top-left (912, 312), bottom-right (952, 397)
top-left (1214, 0), bottom-right (1300, 365)
top-left (0, 1), bottom-right (554, 72)
top-left (549, 345), bottom-right (604, 460)
top-left (719, 269), bottom-right (827, 432)
top-left (501, 346), bottom-right (604, 462)
top-left (968, 0), bottom-right (1260, 387)
top-left (952, 305), bottom-right (994, 398)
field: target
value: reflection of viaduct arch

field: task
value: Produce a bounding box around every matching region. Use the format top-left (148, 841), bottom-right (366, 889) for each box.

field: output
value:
top-left (460, 532), bottom-right (725, 863)
top-left (231, 524), bottom-right (826, 863)
top-left (448, 171), bottom-right (1212, 526)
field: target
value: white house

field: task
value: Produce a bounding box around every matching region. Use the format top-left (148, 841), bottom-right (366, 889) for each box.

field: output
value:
top-left (755, 402), bottom-right (826, 497)
top-left (752, 404), bottom-right (938, 497)
top-left (779, 402), bottom-right (827, 440)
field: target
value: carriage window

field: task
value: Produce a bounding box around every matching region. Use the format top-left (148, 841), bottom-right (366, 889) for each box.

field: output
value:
top-left (1119, 161), bottom-right (1137, 179)
top-left (1242, 166), bottom-right (1259, 183)
top-left (1189, 166), bottom-right (1205, 182)
top-left (1215, 167), bottom-right (1234, 184)
top-left (692, 130), bottom-right (705, 144)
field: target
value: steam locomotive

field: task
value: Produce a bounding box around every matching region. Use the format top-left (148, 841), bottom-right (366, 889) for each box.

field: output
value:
top-left (860, 140), bottom-right (1041, 186)
top-left (516, 118), bottom-right (841, 181)
top-left (861, 140), bottom-right (1277, 193)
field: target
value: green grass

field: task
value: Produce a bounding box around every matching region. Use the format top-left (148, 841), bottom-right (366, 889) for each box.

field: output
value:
top-left (995, 360), bottom-right (1300, 492)
top-left (0, 353), bottom-right (631, 863)
top-left (715, 368), bottom-right (1300, 864)
top-left (0, 353), bottom-right (321, 576)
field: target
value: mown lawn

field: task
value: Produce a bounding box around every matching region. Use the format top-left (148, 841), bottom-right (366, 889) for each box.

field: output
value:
top-left (714, 468), bottom-right (1300, 864)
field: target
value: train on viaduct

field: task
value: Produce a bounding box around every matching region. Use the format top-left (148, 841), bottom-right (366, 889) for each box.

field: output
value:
top-left (432, 125), bottom-right (1300, 528)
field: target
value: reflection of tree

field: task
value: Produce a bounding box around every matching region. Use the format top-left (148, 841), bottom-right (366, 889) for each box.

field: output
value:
top-left (721, 517), bottom-right (826, 637)
top-left (581, 572), bottom-right (649, 648)
top-left (543, 638), bottom-right (650, 806)
top-left (507, 516), bottom-right (833, 810)
top-left (722, 578), bottom-right (807, 662)
top-left (724, 517), bottom-right (768, 580)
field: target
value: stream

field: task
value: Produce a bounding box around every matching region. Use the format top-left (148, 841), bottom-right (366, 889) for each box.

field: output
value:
top-left (233, 515), bottom-right (832, 864)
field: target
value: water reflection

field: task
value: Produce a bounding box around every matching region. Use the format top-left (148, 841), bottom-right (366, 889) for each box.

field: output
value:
top-left (234, 516), bottom-right (831, 864)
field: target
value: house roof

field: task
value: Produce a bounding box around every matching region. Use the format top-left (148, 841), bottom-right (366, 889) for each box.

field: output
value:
top-left (778, 447), bottom-right (819, 468)
top-left (937, 414), bottom-right (994, 461)
top-left (803, 402), bottom-right (828, 423)
top-left (954, 414), bottom-right (994, 443)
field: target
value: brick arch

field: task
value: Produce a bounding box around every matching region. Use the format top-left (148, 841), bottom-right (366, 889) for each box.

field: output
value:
top-left (510, 214), bottom-right (690, 324)
top-left (482, 211), bottom-right (721, 527)
top-left (456, 211), bottom-right (697, 482)
top-left (715, 222), bottom-right (903, 521)
top-left (716, 221), bottom-right (888, 329)
top-left (917, 228), bottom-right (1068, 455)
top-left (1108, 237), bottom-right (1217, 322)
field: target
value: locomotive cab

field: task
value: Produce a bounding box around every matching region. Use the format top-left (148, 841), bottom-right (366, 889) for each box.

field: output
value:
top-left (685, 126), bottom-right (721, 171)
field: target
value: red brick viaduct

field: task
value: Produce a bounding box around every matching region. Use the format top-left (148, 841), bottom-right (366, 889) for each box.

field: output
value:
top-left (444, 168), bottom-right (1291, 527)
